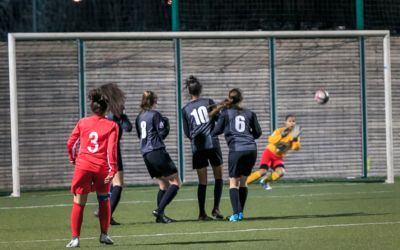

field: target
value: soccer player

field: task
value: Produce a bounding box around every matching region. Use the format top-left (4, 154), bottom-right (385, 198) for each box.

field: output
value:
top-left (182, 75), bottom-right (225, 220)
top-left (246, 114), bottom-right (301, 189)
top-left (212, 88), bottom-right (262, 222)
top-left (96, 83), bottom-right (132, 225)
top-left (66, 87), bottom-right (119, 248)
top-left (135, 90), bottom-right (181, 223)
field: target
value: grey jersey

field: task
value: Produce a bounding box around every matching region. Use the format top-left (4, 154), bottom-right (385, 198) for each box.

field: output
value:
top-left (107, 113), bottom-right (132, 166)
top-left (212, 108), bottom-right (262, 152)
top-left (182, 98), bottom-right (221, 153)
top-left (135, 110), bottom-right (170, 155)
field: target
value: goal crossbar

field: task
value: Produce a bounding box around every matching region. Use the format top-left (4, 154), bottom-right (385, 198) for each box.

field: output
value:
top-left (10, 30), bottom-right (389, 40)
top-left (8, 30), bottom-right (394, 197)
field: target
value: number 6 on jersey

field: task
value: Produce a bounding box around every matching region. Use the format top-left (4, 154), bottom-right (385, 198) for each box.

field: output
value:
top-left (235, 115), bottom-right (245, 132)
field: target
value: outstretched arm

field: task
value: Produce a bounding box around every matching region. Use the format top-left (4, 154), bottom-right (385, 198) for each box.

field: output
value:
top-left (208, 99), bottom-right (232, 119)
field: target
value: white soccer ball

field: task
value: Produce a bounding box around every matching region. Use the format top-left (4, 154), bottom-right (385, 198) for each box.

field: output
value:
top-left (314, 89), bottom-right (329, 105)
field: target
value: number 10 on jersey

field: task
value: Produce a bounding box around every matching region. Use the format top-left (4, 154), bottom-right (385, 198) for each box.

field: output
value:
top-left (190, 106), bottom-right (209, 125)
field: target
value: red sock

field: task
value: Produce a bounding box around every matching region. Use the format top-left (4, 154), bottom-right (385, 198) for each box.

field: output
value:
top-left (98, 199), bottom-right (111, 234)
top-left (71, 203), bottom-right (85, 237)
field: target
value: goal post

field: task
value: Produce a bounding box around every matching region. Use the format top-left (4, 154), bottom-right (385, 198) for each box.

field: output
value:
top-left (8, 30), bottom-right (394, 197)
top-left (383, 34), bottom-right (394, 184)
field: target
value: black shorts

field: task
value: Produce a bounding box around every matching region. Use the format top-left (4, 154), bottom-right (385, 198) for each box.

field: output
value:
top-left (117, 154), bottom-right (124, 171)
top-left (143, 149), bottom-right (178, 178)
top-left (117, 146), bottom-right (124, 171)
top-left (228, 150), bottom-right (257, 178)
top-left (192, 147), bottom-right (223, 169)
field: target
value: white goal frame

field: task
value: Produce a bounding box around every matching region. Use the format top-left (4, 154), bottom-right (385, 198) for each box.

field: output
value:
top-left (8, 30), bottom-right (394, 197)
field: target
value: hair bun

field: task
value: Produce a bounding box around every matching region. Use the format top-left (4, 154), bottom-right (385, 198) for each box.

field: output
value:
top-left (89, 89), bottom-right (102, 102)
top-left (88, 88), bottom-right (108, 115)
top-left (184, 75), bottom-right (202, 96)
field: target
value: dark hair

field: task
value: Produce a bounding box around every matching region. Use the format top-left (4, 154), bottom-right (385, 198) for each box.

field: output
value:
top-left (100, 83), bottom-right (126, 118)
top-left (88, 88), bottom-right (108, 115)
top-left (227, 88), bottom-right (243, 109)
top-left (184, 75), bottom-right (202, 96)
top-left (285, 114), bottom-right (296, 121)
top-left (140, 90), bottom-right (157, 111)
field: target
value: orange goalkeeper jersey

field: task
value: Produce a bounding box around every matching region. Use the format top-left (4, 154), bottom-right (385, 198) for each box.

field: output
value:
top-left (266, 127), bottom-right (301, 158)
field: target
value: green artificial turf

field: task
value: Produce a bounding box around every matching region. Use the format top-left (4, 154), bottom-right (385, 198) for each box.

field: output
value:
top-left (1, 179), bottom-right (399, 249)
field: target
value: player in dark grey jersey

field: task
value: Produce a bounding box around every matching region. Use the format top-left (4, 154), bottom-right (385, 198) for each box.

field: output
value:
top-left (93, 83), bottom-right (132, 226)
top-left (182, 76), bottom-right (225, 220)
top-left (212, 88), bottom-right (262, 222)
top-left (135, 90), bottom-right (181, 224)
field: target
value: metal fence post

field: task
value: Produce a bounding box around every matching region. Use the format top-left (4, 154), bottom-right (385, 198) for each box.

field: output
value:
top-left (356, 0), bottom-right (368, 178)
top-left (172, 0), bottom-right (185, 182)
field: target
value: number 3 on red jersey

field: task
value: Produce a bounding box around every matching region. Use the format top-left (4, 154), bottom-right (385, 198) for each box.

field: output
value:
top-left (88, 131), bottom-right (99, 153)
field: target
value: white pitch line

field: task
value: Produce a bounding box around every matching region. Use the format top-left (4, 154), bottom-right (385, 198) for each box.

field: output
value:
top-left (0, 190), bottom-right (391, 210)
top-left (4, 182), bottom-right (362, 198)
top-left (0, 221), bottom-right (399, 245)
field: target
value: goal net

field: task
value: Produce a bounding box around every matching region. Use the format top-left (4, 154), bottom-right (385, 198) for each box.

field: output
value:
top-left (5, 31), bottom-right (395, 197)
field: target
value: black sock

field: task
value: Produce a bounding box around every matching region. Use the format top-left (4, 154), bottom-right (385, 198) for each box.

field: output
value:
top-left (157, 189), bottom-right (166, 207)
top-left (110, 186), bottom-right (122, 215)
top-left (229, 188), bottom-right (241, 215)
top-left (158, 184), bottom-right (179, 214)
top-left (197, 184), bottom-right (207, 215)
top-left (213, 179), bottom-right (223, 210)
top-left (239, 187), bottom-right (248, 213)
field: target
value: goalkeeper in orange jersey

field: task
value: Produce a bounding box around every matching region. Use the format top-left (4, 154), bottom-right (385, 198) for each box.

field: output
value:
top-left (246, 114), bottom-right (301, 189)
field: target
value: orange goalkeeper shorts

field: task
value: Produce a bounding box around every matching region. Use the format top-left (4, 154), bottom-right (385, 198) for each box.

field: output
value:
top-left (259, 149), bottom-right (284, 170)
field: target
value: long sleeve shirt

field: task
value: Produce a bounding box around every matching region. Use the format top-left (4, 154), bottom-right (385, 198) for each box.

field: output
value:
top-left (135, 110), bottom-right (170, 156)
top-left (266, 127), bottom-right (301, 158)
top-left (212, 108), bottom-right (262, 152)
top-left (182, 98), bottom-right (220, 153)
top-left (67, 115), bottom-right (119, 176)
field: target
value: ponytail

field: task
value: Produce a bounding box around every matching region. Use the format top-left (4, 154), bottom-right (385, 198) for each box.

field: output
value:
top-left (140, 90), bottom-right (157, 111)
top-left (227, 88), bottom-right (243, 110)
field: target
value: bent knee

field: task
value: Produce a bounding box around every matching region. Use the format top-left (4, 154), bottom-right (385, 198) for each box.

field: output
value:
top-left (173, 179), bottom-right (182, 188)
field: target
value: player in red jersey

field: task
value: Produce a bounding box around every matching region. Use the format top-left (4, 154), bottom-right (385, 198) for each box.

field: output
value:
top-left (93, 83), bottom-right (133, 226)
top-left (66, 87), bottom-right (119, 248)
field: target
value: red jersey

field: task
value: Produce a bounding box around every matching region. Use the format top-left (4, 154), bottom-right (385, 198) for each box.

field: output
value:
top-left (67, 115), bottom-right (119, 176)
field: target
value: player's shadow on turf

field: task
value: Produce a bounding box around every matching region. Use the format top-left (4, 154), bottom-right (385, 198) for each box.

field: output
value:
top-left (246, 212), bottom-right (387, 221)
top-left (135, 239), bottom-right (277, 246)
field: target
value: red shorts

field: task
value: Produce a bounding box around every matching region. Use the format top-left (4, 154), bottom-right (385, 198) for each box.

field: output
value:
top-left (70, 168), bottom-right (110, 195)
top-left (259, 149), bottom-right (284, 170)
